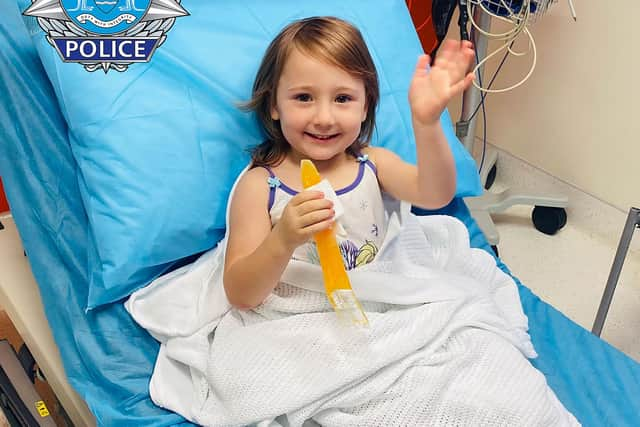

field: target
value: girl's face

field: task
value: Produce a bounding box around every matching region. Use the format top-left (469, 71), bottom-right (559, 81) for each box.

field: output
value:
top-left (271, 47), bottom-right (367, 163)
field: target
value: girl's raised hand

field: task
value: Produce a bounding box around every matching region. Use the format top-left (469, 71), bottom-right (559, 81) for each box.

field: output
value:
top-left (274, 191), bottom-right (335, 251)
top-left (409, 39), bottom-right (475, 126)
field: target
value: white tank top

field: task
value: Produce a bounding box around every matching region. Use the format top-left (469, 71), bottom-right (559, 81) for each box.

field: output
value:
top-left (263, 154), bottom-right (387, 270)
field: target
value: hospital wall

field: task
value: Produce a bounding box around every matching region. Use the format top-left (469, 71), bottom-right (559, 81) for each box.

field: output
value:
top-left (446, 3), bottom-right (639, 211)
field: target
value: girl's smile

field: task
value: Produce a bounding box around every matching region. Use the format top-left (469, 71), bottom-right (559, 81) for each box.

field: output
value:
top-left (304, 132), bottom-right (340, 142)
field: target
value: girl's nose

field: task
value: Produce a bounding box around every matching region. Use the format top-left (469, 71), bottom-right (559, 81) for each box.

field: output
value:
top-left (313, 102), bottom-right (335, 127)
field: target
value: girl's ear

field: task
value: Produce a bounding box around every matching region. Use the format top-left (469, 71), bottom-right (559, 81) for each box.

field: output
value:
top-left (271, 105), bottom-right (280, 121)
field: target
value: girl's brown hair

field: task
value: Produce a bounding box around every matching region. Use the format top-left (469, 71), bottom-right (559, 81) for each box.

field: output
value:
top-left (243, 16), bottom-right (379, 167)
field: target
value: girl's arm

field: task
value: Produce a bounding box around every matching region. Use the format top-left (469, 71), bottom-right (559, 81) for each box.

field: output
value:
top-left (368, 124), bottom-right (456, 209)
top-left (369, 40), bottom-right (475, 209)
top-left (223, 167), bottom-right (334, 309)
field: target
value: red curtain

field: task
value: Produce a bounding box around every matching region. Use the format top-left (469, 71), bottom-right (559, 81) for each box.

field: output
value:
top-left (405, 0), bottom-right (438, 55)
top-left (0, 178), bottom-right (9, 212)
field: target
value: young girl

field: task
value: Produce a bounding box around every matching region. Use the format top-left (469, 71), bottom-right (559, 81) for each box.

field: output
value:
top-left (224, 16), bottom-right (475, 310)
top-left (128, 17), bottom-right (578, 425)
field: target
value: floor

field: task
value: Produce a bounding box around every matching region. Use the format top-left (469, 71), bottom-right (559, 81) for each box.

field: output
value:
top-left (482, 146), bottom-right (640, 362)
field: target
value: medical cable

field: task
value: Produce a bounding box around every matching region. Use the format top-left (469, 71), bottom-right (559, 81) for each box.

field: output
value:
top-left (467, 0), bottom-right (537, 94)
top-left (469, 41), bottom-right (514, 123)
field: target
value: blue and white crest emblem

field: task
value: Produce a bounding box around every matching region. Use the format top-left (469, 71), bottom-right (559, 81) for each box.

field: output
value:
top-left (23, 0), bottom-right (188, 72)
top-left (61, 0), bottom-right (151, 35)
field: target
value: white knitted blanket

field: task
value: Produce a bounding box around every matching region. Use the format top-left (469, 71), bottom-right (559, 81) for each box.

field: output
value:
top-left (126, 199), bottom-right (579, 427)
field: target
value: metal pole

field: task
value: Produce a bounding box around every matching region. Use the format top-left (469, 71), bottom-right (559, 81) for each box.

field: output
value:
top-left (457, 6), bottom-right (491, 153)
top-left (592, 207), bottom-right (640, 336)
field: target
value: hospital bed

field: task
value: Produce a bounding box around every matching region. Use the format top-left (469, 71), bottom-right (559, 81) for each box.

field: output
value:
top-left (1, 1), bottom-right (639, 426)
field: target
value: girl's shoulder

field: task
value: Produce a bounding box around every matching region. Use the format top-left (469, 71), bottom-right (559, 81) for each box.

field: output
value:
top-left (241, 165), bottom-right (271, 182)
top-left (228, 166), bottom-right (273, 218)
top-left (361, 146), bottom-right (393, 165)
top-left (233, 166), bottom-right (271, 197)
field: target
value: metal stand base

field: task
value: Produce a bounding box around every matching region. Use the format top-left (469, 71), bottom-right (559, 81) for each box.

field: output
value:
top-left (592, 207), bottom-right (640, 337)
top-left (464, 186), bottom-right (569, 246)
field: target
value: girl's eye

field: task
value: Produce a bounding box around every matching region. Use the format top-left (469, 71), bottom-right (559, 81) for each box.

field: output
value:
top-left (295, 94), bottom-right (311, 102)
top-left (335, 94), bottom-right (352, 103)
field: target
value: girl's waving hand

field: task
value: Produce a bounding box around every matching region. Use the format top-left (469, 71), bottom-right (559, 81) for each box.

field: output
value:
top-left (409, 40), bottom-right (475, 126)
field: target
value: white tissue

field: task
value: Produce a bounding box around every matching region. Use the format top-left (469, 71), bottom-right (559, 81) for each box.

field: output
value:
top-left (306, 179), bottom-right (345, 221)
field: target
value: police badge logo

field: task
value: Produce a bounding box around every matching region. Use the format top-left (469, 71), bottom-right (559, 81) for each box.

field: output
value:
top-left (23, 0), bottom-right (188, 73)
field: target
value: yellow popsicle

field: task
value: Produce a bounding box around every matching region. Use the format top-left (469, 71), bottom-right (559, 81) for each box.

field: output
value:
top-left (300, 159), bottom-right (369, 327)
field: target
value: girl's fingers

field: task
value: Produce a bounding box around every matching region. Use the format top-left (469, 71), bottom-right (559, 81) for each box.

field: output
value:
top-left (456, 60), bottom-right (471, 81)
top-left (436, 40), bottom-right (474, 75)
top-left (297, 198), bottom-right (333, 216)
top-left (303, 217), bottom-right (335, 235)
top-left (291, 190), bottom-right (324, 206)
top-left (415, 54), bottom-right (431, 74)
top-left (451, 46), bottom-right (472, 76)
top-left (440, 39), bottom-right (458, 53)
top-left (300, 207), bottom-right (335, 226)
top-left (439, 39), bottom-right (459, 59)
top-left (439, 48), bottom-right (474, 84)
top-left (450, 73), bottom-right (476, 96)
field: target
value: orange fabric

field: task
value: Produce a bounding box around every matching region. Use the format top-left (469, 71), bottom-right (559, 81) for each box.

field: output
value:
top-left (406, 0), bottom-right (439, 55)
top-left (0, 178), bottom-right (8, 213)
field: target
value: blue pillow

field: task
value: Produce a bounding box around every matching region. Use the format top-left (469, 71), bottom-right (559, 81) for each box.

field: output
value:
top-left (26, 0), bottom-right (481, 308)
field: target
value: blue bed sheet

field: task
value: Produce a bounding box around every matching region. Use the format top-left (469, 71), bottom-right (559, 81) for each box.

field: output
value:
top-left (1, 2), bottom-right (639, 426)
top-left (0, 3), bottom-right (193, 425)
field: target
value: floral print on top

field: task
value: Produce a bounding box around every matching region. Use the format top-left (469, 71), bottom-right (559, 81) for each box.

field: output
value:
top-left (264, 155), bottom-right (386, 270)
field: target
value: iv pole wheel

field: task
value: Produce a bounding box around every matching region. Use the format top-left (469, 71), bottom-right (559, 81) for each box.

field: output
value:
top-left (532, 206), bottom-right (567, 235)
top-left (484, 164), bottom-right (497, 190)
